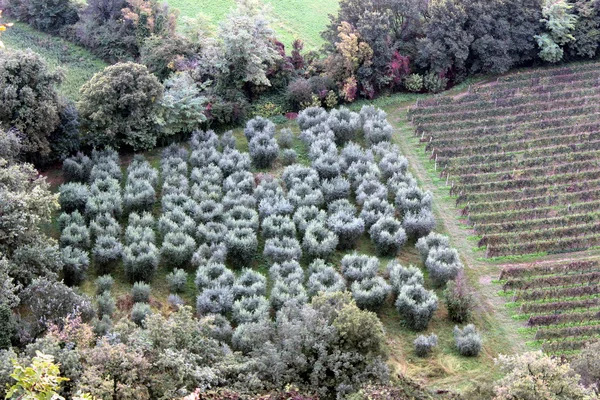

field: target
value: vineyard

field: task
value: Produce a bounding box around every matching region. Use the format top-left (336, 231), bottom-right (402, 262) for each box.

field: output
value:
top-left (499, 259), bottom-right (600, 356)
top-left (408, 61), bottom-right (600, 258)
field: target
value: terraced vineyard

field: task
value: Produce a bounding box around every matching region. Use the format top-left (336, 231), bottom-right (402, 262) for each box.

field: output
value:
top-left (499, 259), bottom-right (600, 355)
top-left (408, 62), bottom-right (600, 258)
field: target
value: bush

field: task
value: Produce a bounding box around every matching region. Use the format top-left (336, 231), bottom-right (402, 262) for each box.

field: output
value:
top-left (327, 107), bottom-right (361, 145)
top-left (62, 153), bottom-right (92, 183)
top-left (224, 205), bottom-right (259, 231)
top-left (293, 206), bottom-right (327, 237)
top-left (444, 271), bottom-right (473, 323)
top-left (225, 228), bottom-right (258, 268)
top-left (269, 260), bottom-right (305, 284)
top-left (232, 269), bottom-right (267, 300)
top-left (404, 74), bottom-right (423, 92)
top-left (278, 128), bottom-right (294, 149)
top-left (161, 269), bottom-right (188, 294)
top-left (89, 213), bottom-right (121, 240)
top-left (327, 211), bottom-right (365, 250)
top-left (128, 211), bottom-right (155, 229)
top-left (190, 146), bottom-right (220, 168)
top-left (299, 123), bottom-right (336, 145)
top-left (402, 209), bottom-right (436, 238)
top-left (369, 216), bottom-right (407, 256)
top-left (93, 235), bottom-right (123, 272)
top-left (127, 157), bottom-right (159, 187)
top-left (341, 253), bottom-right (379, 282)
top-left (131, 303), bottom-right (152, 326)
top-left (218, 148), bottom-right (251, 177)
top-left (359, 198), bottom-right (395, 229)
top-left (288, 183), bottom-right (324, 209)
top-left (95, 275), bottom-right (114, 295)
top-left (196, 222), bottom-right (228, 245)
top-left (85, 192), bottom-right (123, 219)
top-left (249, 133), bottom-right (279, 169)
top-left (359, 105), bottom-right (387, 125)
top-left (195, 199), bottom-right (223, 224)
top-left (131, 282), bottom-right (151, 303)
top-left (351, 277), bottom-right (391, 310)
top-left (196, 287), bottom-right (234, 315)
top-left (191, 129), bottom-right (219, 150)
top-left (191, 165), bottom-right (223, 186)
top-left (286, 78), bottom-right (314, 110)
top-left (379, 152), bottom-right (409, 180)
top-left (123, 241), bottom-right (159, 283)
top-left (270, 280), bottom-right (308, 310)
top-left (158, 207), bottom-right (196, 237)
top-left (356, 180), bottom-right (388, 206)
top-left (191, 243), bottom-right (227, 268)
top-left (61, 246), bottom-right (90, 286)
top-left (59, 183), bottom-right (90, 213)
top-left (453, 324), bottom-right (482, 357)
top-left (425, 246), bottom-right (463, 288)
top-left (415, 233), bottom-right (451, 262)
top-left (387, 261), bottom-right (424, 293)
top-left (231, 320), bottom-right (273, 354)
top-left (364, 119), bottom-right (393, 145)
top-left (423, 73), bottom-right (448, 93)
top-left (232, 295), bottom-right (270, 324)
top-left (162, 174), bottom-right (189, 196)
top-left (303, 222), bottom-right (339, 260)
top-left (244, 116), bottom-right (275, 141)
top-left (320, 176), bottom-right (349, 203)
top-left (254, 175), bottom-right (283, 201)
top-left (262, 215), bottom-right (296, 239)
top-left (282, 164), bottom-right (320, 190)
top-left (312, 153), bottom-right (342, 180)
top-left (281, 149), bottom-right (298, 166)
top-left (309, 138), bottom-right (337, 161)
top-left (161, 232), bottom-right (196, 269)
top-left (223, 171), bottom-right (255, 194)
top-left (195, 263), bottom-right (235, 292)
top-left (79, 62), bottom-right (164, 151)
top-left (220, 130), bottom-right (236, 150)
top-left (395, 284), bottom-right (438, 331)
top-left (307, 266), bottom-right (346, 297)
top-left (97, 292), bottom-right (116, 318)
top-left (60, 223), bottom-right (90, 249)
top-left (341, 141), bottom-right (373, 167)
top-left (264, 237), bottom-right (302, 263)
top-left (123, 180), bottom-right (156, 213)
top-left (347, 161), bottom-right (381, 190)
top-left (94, 313), bottom-right (112, 336)
top-left (414, 334), bottom-right (438, 357)
top-left (202, 313), bottom-right (233, 343)
top-left (395, 186), bottom-right (433, 214)
top-left (297, 107), bottom-right (328, 131)
top-left (57, 210), bottom-right (86, 232)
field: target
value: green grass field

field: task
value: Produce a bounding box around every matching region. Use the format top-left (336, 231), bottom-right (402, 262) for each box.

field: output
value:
top-left (167, 0), bottom-right (339, 51)
top-left (2, 22), bottom-right (107, 101)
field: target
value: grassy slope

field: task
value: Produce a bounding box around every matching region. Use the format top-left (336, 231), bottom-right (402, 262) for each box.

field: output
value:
top-left (167, 0), bottom-right (338, 51)
top-left (2, 22), bottom-right (107, 101)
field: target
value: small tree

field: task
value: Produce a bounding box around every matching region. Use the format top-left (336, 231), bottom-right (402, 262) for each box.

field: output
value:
top-left (414, 334), bottom-right (438, 357)
top-left (395, 284), bottom-right (438, 331)
top-left (78, 62), bottom-right (163, 150)
top-left (369, 216), bottom-right (407, 256)
top-left (5, 352), bottom-right (69, 400)
top-left (493, 351), bottom-right (592, 399)
top-left (444, 271), bottom-right (473, 323)
top-left (0, 50), bottom-right (63, 158)
top-left (571, 341), bottom-right (600, 395)
top-left (453, 324), bottom-right (482, 357)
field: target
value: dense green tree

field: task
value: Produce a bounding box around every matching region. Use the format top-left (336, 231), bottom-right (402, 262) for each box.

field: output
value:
top-left (568, 0), bottom-right (600, 58)
top-left (535, 0), bottom-right (578, 62)
top-left (78, 62), bottom-right (164, 151)
top-left (7, 0), bottom-right (80, 33)
top-left (0, 50), bottom-right (63, 157)
top-left (216, 0), bottom-right (282, 91)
